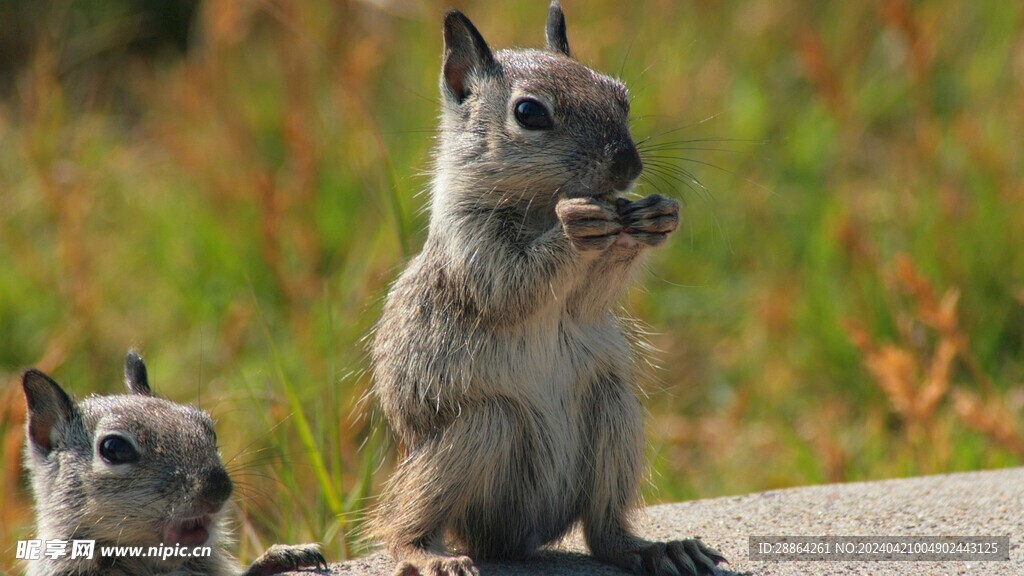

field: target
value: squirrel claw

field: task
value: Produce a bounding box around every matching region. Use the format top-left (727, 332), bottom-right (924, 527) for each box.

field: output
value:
top-left (603, 539), bottom-right (725, 576)
top-left (665, 539), bottom-right (727, 576)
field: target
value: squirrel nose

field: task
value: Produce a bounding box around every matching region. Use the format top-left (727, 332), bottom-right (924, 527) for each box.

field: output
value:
top-left (609, 142), bottom-right (642, 190)
top-left (198, 467), bottom-right (233, 511)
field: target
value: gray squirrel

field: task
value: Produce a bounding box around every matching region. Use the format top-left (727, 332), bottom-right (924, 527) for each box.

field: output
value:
top-left (20, 351), bottom-right (327, 576)
top-left (369, 3), bottom-right (726, 576)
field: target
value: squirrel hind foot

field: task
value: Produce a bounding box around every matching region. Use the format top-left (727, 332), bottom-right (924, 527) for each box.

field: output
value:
top-left (601, 539), bottom-right (726, 576)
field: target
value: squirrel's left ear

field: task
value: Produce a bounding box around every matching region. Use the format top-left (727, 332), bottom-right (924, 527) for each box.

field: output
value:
top-left (442, 9), bottom-right (495, 104)
top-left (22, 370), bottom-right (78, 455)
top-left (124, 350), bottom-right (153, 396)
top-left (545, 1), bottom-right (570, 57)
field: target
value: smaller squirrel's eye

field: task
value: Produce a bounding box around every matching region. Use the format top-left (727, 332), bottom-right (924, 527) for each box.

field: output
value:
top-left (98, 435), bottom-right (139, 465)
top-left (514, 99), bottom-right (554, 130)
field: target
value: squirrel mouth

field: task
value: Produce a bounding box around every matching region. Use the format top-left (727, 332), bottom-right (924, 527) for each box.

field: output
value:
top-left (164, 515), bottom-right (212, 547)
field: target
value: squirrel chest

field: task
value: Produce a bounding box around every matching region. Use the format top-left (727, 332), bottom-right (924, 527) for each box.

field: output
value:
top-left (376, 246), bottom-right (633, 417)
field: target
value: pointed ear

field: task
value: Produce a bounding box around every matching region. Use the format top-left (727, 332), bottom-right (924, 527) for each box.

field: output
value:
top-left (441, 9), bottom-right (495, 104)
top-left (22, 369), bottom-right (77, 455)
top-left (545, 1), bottom-right (570, 57)
top-left (124, 350), bottom-right (153, 396)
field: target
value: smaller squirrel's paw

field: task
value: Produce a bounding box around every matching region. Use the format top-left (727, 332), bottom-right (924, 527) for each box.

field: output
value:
top-left (556, 197), bottom-right (622, 252)
top-left (392, 554), bottom-right (478, 576)
top-left (243, 543), bottom-right (327, 576)
top-left (617, 194), bottom-right (680, 248)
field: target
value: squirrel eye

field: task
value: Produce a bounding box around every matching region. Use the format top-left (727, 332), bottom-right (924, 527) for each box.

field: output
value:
top-left (514, 99), bottom-right (553, 130)
top-left (98, 435), bottom-right (139, 465)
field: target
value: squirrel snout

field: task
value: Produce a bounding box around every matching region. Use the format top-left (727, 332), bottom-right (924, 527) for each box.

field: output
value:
top-left (198, 467), bottom-right (233, 510)
top-left (609, 142), bottom-right (642, 190)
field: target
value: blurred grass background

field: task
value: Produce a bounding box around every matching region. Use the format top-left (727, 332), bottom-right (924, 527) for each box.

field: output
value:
top-left (1, 0), bottom-right (1023, 570)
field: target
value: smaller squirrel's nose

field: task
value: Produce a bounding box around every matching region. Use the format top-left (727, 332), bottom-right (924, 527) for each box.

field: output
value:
top-left (609, 142), bottom-right (642, 190)
top-left (198, 467), bottom-right (233, 511)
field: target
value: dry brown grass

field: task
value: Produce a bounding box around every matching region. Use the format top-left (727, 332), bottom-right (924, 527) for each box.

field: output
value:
top-left (849, 254), bottom-right (1024, 469)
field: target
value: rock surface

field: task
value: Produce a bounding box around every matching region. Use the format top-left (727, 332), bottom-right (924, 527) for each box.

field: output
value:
top-left (301, 467), bottom-right (1023, 575)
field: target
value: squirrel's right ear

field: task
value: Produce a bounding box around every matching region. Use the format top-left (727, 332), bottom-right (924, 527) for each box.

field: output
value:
top-left (22, 369), bottom-right (77, 454)
top-left (441, 9), bottom-right (495, 104)
top-left (545, 1), bottom-right (571, 57)
top-left (124, 350), bottom-right (153, 396)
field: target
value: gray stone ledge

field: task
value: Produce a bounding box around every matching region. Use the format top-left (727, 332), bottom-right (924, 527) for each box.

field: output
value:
top-left (298, 466), bottom-right (1023, 576)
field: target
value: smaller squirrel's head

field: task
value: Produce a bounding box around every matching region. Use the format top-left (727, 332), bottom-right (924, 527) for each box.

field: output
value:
top-left (436, 2), bottom-right (641, 207)
top-left (22, 351), bottom-right (232, 556)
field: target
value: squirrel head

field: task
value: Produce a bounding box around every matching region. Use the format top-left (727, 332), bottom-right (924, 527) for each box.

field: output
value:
top-left (435, 1), bottom-right (641, 208)
top-left (22, 351), bottom-right (232, 553)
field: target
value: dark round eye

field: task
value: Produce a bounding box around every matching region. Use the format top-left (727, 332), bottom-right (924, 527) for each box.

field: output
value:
top-left (98, 435), bottom-right (139, 465)
top-left (514, 98), bottom-right (554, 130)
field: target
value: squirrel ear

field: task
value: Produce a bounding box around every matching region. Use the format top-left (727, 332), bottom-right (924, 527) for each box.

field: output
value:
top-left (545, 1), bottom-right (570, 57)
top-left (124, 350), bottom-right (153, 396)
top-left (441, 9), bottom-right (494, 104)
top-left (22, 369), bottom-right (77, 454)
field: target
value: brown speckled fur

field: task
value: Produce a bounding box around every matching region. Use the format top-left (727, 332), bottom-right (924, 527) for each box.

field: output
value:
top-left (370, 3), bottom-right (725, 576)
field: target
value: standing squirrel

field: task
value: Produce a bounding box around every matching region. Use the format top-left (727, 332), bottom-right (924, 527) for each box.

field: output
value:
top-left (370, 3), bottom-right (726, 576)
top-left (20, 351), bottom-right (327, 576)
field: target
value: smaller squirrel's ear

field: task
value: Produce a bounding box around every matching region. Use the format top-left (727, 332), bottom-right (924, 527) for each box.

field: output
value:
top-left (124, 350), bottom-right (153, 396)
top-left (545, 1), bottom-right (570, 57)
top-left (22, 369), bottom-right (77, 454)
top-left (442, 9), bottom-right (495, 104)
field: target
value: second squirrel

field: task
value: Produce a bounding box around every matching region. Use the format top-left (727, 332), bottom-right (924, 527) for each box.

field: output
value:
top-left (20, 351), bottom-right (328, 576)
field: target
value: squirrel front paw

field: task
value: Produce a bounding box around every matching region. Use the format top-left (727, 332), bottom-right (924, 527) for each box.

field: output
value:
top-left (242, 543), bottom-right (327, 576)
top-left (556, 197), bottom-right (623, 252)
top-left (617, 194), bottom-right (679, 248)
